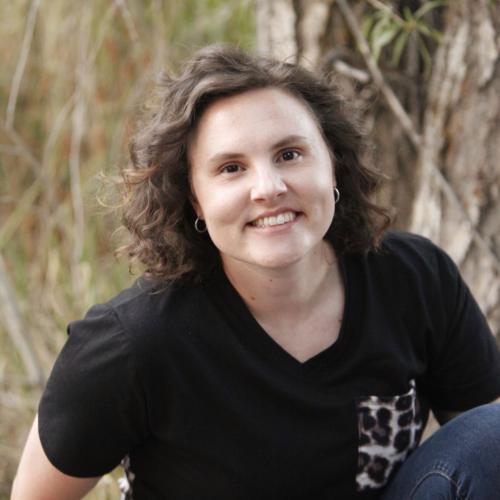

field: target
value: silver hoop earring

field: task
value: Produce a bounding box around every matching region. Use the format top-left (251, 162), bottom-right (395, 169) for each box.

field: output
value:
top-left (334, 187), bottom-right (340, 204)
top-left (194, 217), bottom-right (207, 233)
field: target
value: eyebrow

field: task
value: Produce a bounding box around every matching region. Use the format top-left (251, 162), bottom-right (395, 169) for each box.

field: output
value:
top-left (207, 134), bottom-right (309, 164)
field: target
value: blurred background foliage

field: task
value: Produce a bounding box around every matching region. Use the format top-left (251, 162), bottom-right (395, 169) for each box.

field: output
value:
top-left (362, 0), bottom-right (445, 71)
top-left (0, 0), bottom-right (254, 497)
top-left (4, 0), bottom-right (493, 498)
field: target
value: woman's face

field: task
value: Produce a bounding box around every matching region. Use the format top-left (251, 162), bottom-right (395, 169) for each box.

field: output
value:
top-left (188, 87), bottom-right (336, 274)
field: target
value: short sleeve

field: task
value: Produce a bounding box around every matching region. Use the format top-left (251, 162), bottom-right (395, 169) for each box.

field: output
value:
top-left (38, 303), bottom-right (150, 477)
top-left (422, 246), bottom-right (500, 411)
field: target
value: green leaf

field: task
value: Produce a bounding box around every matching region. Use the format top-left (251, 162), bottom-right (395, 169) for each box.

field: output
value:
top-left (403, 6), bottom-right (414, 22)
top-left (418, 36), bottom-right (432, 77)
top-left (415, 0), bottom-right (448, 20)
top-left (362, 14), bottom-right (376, 38)
top-left (370, 17), bottom-right (401, 62)
top-left (416, 20), bottom-right (442, 43)
top-left (391, 29), bottom-right (410, 67)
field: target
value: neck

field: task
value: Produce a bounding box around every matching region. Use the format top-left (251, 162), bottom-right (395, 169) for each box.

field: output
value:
top-left (222, 241), bottom-right (338, 319)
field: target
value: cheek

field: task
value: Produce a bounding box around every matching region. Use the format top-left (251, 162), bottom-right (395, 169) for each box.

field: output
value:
top-left (199, 188), bottom-right (245, 228)
top-left (308, 170), bottom-right (335, 201)
top-left (310, 177), bottom-right (336, 222)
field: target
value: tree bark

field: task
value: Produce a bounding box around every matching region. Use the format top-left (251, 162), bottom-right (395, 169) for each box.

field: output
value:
top-left (255, 0), bottom-right (500, 338)
top-left (410, 0), bottom-right (500, 337)
top-left (255, 0), bottom-right (297, 61)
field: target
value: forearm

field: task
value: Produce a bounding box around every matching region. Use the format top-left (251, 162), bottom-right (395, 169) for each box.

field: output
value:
top-left (11, 415), bottom-right (100, 500)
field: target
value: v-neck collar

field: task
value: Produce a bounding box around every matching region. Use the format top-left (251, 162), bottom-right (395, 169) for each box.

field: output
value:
top-left (204, 255), bottom-right (354, 379)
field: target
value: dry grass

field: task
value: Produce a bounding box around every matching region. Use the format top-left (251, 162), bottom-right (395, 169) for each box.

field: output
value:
top-left (0, 0), bottom-right (254, 497)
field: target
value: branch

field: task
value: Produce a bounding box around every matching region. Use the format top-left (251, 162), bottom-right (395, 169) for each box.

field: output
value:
top-left (0, 177), bottom-right (42, 250)
top-left (113, 0), bottom-right (140, 43)
top-left (332, 60), bottom-right (370, 83)
top-left (1, 120), bottom-right (42, 173)
top-left (5, 0), bottom-right (42, 130)
top-left (0, 145), bottom-right (22, 155)
top-left (336, 0), bottom-right (421, 147)
top-left (0, 122), bottom-right (47, 248)
top-left (422, 165), bottom-right (500, 275)
top-left (365, 0), bottom-right (405, 24)
top-left (69, 95), bottom-right (85, 252)
top-left (336, 0), bottom-right (500, 274)
top-left (0, 254), bottom-right (45, 386)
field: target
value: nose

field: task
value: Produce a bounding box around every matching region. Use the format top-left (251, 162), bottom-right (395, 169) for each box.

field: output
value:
top-left (250, 164), bottom-right (287, 202)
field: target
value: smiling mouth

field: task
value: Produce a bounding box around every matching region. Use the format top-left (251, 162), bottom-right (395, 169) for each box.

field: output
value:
top-left (251, 211), bottom-right (298, 228)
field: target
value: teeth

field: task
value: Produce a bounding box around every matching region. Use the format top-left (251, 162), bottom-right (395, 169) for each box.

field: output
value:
top-left (252, 211), bottom-right (296, 228)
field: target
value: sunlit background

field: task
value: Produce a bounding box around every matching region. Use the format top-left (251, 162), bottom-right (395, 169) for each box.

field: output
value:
top-left (2, 0), bottom-right (499, 498)
top-left (0, 1), bottom-right (254, 497)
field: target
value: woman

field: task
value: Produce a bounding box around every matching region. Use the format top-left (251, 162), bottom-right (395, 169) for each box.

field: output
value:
top-left (12, 44), bottom-right (500, 499)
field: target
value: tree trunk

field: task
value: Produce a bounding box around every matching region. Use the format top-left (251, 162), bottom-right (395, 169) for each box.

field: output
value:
top-left (256, 0), bottom-right (500, 339)
top-left (410, 0), bottom-right (500, 338)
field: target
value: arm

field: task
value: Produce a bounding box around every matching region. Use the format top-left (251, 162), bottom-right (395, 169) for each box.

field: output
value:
top-left (11, 415), bottom-right (100, 500)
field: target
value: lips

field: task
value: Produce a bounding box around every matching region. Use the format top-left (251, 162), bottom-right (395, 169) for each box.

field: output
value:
top-left (250, 210), bottom-right (298, 228)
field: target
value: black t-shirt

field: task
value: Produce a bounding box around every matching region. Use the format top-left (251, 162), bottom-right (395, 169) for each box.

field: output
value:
top-left (38, 232), bottom-right (500, 499)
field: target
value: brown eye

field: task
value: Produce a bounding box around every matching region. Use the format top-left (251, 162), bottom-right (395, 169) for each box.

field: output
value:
top-left (280, 150), bottom-right (300, 162)
top-left (221, 164), bottom-right (241, 174)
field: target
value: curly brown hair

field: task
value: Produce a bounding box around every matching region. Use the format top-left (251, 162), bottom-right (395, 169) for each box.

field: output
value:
top-left (119, 43), bottom-right (391, 284)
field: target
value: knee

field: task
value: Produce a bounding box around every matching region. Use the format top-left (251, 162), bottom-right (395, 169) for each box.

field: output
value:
top-left (440, 403), bottom-right (500, 475)
top-left (453, 401), bottom-right (500, 423)
top-left (382, 405), bottom-right (500, 500)
top-left (448, 403), bottom-right (500, 448)
top-left (408, 467), bottom-right (462, 500)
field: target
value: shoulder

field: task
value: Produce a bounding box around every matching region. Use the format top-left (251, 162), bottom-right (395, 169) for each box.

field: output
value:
top-left (355, 231), bottom-right (463, 316)
top-left (68, 277), bottom-right (204, 359)
top-left (104, 276), bottom-right (202, 332)
top-left (379, 230), bottom-right (446, 261)
top-left (373, 231), bottom-right (459, 281)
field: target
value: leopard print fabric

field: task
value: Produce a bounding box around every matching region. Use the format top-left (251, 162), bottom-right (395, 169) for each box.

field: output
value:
top-left (118, 455), bottom-right (134, 500)
top-left (355, 380), bottom-right (423, 492)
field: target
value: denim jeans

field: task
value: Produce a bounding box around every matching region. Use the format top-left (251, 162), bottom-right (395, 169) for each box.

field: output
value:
top-left (381, 403), bottom-right (500, 499)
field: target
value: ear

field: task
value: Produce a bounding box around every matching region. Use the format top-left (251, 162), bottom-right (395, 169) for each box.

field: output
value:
top-left (328, 148), bottom-right (336, 173)
top-left (331, 161), bottom-right (337, 190)
top-left (187, 160), bottom-right (203, 219)
top-left (189, 191), bottom-right (203, 219)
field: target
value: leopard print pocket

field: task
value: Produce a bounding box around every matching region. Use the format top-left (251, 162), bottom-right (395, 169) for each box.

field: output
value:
top-left (355, 380), bottom-right (423, 492)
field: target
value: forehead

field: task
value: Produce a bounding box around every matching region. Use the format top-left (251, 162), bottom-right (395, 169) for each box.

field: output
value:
top-left (189, 87), bottom-right (323, 155)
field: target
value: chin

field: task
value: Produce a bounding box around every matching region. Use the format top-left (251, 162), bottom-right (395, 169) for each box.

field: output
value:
top-left (221, 241), bottom-right (319, 272)
top-left (251, 250), bottom-right (306, 269)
